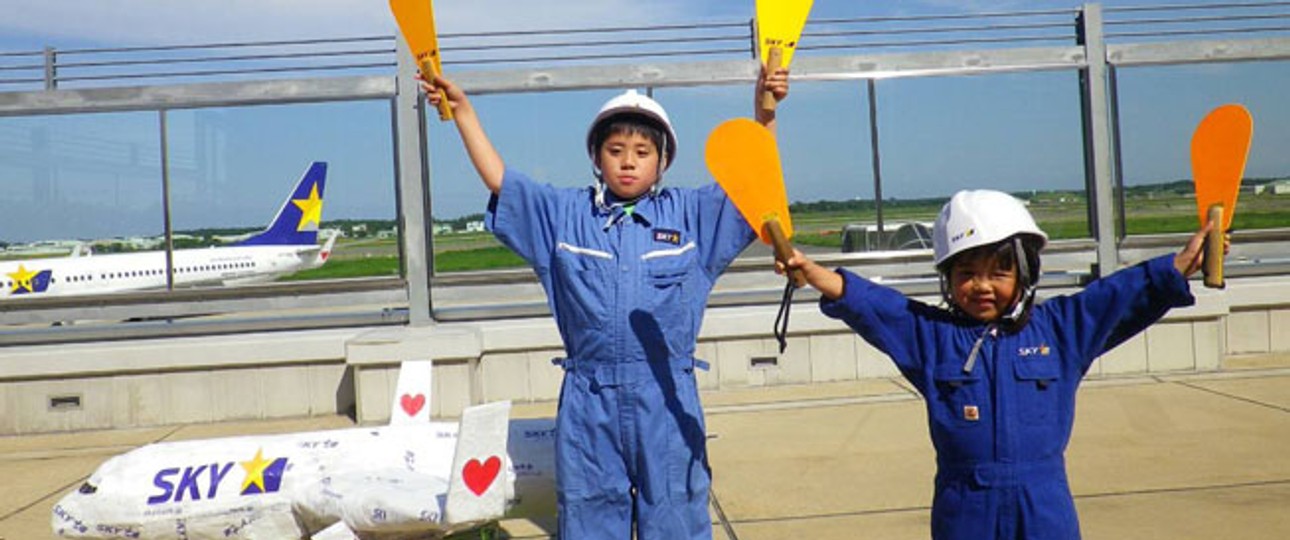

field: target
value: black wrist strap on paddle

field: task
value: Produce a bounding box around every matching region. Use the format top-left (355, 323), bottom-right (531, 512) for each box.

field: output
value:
top-left (774, 277), bottom-right (795, 353)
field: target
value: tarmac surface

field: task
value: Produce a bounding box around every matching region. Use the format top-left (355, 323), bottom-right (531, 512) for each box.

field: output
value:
top-left (3, 355), bottom-right (1289, 540)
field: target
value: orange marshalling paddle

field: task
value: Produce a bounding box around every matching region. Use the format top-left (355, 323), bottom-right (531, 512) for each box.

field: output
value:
top-left (705, 118), bottom-right (804, 288)
top-left (389, 0), bottom-right (453, 121)
top-left (706, 118), bottom-right (804, 352)
top-left (1190, 104), bottom-right (1252, 289)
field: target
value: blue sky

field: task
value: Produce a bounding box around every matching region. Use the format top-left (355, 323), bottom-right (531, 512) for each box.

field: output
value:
top-left (0, 1), bottom-right (1287, 243)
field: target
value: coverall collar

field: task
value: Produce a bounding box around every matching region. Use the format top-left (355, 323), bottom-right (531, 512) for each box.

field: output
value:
top-left (595, 189), bottom-right (658, 230)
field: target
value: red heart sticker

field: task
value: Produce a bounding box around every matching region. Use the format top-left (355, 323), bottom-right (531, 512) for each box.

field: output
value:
top-left (462, 456), bottom-right (502, 496)
top-left (400, 393), bottom-right (426, 417)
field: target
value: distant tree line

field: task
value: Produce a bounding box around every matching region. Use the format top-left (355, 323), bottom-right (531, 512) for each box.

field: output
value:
top-left (1123, 176), bottom-right (1288, 197)
top-left (788, 196), bottom-right (950, 214)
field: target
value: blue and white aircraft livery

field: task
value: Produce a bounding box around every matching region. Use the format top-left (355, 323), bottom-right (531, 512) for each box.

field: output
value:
top-left (52, 360), bottom-right (558, 539)
top-left (1, 162), bottom-right (336, 300)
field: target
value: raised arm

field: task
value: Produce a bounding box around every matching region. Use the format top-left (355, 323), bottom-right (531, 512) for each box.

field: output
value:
top-left (778, 248), bottom-right (844, 299)
top-left (755, 65), bottom-right (790, 134)
top-left (1099, 221), bottom-right (1230, 354)
top-left (420, 73), bottom-right (505, 194)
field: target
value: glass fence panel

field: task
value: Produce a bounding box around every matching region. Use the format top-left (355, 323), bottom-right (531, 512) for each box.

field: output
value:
top-left (0, 112), bottom-right (162, 304)
top-left (1115, 60), bottom-right (1290, 236)
top-left (166, 100), bottom-right (399, 286)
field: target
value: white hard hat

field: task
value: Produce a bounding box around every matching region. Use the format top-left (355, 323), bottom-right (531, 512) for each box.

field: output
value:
top-left (933, 189), bottom-right (1048, 267)
top-left (585, 89), bottom-right (678, 170)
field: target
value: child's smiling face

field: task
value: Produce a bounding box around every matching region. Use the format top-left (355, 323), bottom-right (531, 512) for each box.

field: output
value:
top-left (949, 252), bottom-right (1019, 322)
top-left (596, 131), bottom-right (661, 201)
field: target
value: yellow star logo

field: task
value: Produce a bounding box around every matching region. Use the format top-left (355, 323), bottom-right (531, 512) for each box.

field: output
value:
top-left (239, 448), bottom-right (273, 493)
top-left (7, 265), bottom-right (38, 293)
top-left (292, 184), bottom-right (323, 232)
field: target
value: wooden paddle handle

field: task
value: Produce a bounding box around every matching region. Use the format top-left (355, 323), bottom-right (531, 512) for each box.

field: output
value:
top-left (419, 60), bottom-right (454, 121)
top-left (1203, 203), bottom-right (1224, 289)
top-left (765, 218), bottom-right (805, 288)
top-left (761, 46), bottom-right (783, 113)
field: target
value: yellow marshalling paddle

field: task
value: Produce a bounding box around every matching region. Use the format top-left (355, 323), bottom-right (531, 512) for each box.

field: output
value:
top-left (390, 0), bottom-right (453, 121)
top-left (756, 0), bottom-right (814, 111)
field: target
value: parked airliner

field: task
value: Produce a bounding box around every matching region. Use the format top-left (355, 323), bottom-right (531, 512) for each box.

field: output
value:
top-left (1, 162), bottom-right (336, 300)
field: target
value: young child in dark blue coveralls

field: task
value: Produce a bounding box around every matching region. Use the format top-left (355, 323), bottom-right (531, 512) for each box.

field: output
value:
top-left (778, 189), bottom-right (1224, 540)
top-left (421, 70), bottom-right (789, 539)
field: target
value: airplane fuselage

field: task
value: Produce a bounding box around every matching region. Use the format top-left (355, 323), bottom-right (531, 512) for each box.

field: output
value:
top-left (0, 244), bottom-right (324, 300)
top-left (52, 419), bottom-right (556, 540)
top-left (3, 161), bottom-right (333, 302)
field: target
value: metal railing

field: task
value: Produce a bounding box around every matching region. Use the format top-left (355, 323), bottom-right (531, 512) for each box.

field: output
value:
top-left (0, 37), bottom-right (396, 91)
top-left (2, 3), bottom-right (1287, 91)
top-left (0, 7), bottom-right (1092, 90)
top-left (0, 2), bottom-right (1288, 345)
top-left (1105, 1), bottom-right (1290, 40)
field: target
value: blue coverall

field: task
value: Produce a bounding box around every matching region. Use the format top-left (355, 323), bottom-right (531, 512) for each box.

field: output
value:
top-left (820, 254), bottom-right (1194, 539)
top-left (486, 170), bottom-right (755, 539)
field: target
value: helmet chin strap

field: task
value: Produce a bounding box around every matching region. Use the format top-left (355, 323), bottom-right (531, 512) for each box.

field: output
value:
top-left (999, 236), bottom-right (1036, 328)
top-left (592, 177), bottom-right (658, 212)
top-left (593, 169), bottom-right (659, 230)
top-left (589, 129), bottom-right (669, 213)
top-left (939, 236), bottom-right (1037, 329)
top-left (951, 238), bottom-right (1037, 374)
top-left (591, 158), bottom-right (664, 214)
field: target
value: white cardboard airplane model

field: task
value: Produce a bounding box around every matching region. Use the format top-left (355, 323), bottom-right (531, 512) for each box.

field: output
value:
top-left (51, 361), bottom-right (557, 539)
top-left (2, 162), bottom-right (337, 300)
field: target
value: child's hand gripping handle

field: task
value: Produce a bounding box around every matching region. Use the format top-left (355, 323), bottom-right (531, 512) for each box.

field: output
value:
top-left (761, 46), bottom-right (783, 113)
top-left (1203, 204), bottom-right (1225, 289)
top-left (421, 60), bottom-right (454, 121)
top-left (765, 218), bottom-right (805, 288)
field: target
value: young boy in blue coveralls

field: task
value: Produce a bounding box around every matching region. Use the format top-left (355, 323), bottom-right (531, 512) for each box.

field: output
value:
top-left (778, 189), bottom-right (1225, 539)
top-left (420, 69), bottom-right (789, 539)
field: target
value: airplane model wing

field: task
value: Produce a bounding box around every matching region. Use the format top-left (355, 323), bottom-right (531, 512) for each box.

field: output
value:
top-left (298, 401), bottom-right (512, 538)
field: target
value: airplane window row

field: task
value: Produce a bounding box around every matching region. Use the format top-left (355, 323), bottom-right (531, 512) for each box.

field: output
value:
top-left (4, 261), bottom-right (259, 291)
top-left (90, 262), bottom-right (258, 280)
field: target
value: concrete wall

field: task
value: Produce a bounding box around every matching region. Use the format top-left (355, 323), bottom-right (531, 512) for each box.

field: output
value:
top-left (2, 276), bottom-right (1289, 435)
top-left (0, 329), bottom-right (360, 434)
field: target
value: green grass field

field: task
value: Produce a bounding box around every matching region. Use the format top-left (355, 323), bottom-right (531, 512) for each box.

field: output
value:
top-left (282, 237), bottom-right (525, 280)
top-left (286, 192), bottom-right (1288, 279)
top-left (6, 190), bottom-right (1277, 282)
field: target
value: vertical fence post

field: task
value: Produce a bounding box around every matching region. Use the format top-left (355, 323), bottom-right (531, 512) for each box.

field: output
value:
top-left (1108, 65), bottom-right (1127, 242)
top-left (867, 79), bottom-right (885, 237)
top-left (43, 47), bottom-right (56, 90)
top-left (1077, 3), bottom-right (1119, 276)
top-left (160, 109), bottom-right (175, 290)
top-left (394, 34), bottom-right (434, 326)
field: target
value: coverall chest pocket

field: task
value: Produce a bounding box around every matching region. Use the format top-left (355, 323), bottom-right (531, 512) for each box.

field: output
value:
top-left (1013, 360), bottom-right (1061, 424)
top-left (552, 244), bottom-right (613, 330)
top-left (933, 364), bottom-right (986, 428)
top-left (644, 249), bottom-right (695, 320)
top-left (643, 247), bottom-right (697, 353)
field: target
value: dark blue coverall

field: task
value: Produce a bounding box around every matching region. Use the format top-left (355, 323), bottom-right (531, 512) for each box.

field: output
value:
top-left (820, 255), bottom-right (1194, 539)
top-left (486, 170), bottom-right (755, 539)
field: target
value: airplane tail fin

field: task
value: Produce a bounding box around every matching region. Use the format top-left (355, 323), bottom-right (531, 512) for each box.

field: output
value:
top-left (445, 401), bottom-right (512, 525)
top-left (239, 162), bottom-right (327, 246)
top-left (389, 360), bottom-right (433, 426)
